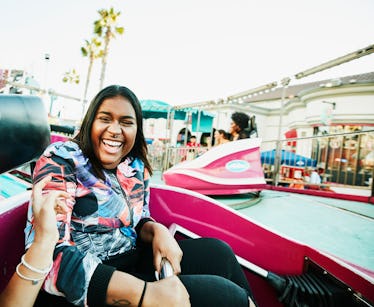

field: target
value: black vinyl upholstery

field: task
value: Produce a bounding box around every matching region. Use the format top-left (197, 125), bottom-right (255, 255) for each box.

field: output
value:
top-left (0, 95), bottom-right (50, 174)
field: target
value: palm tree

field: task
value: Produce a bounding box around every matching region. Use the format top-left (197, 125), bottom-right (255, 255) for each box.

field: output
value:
top-left (81, 37), bottom-right (103, 115)
top-left (94, 7), bottom-right (124, 89)
top-left (62, 69), bottom-right (80, 85)
top-left (60, 69), bottom-right (80, 116)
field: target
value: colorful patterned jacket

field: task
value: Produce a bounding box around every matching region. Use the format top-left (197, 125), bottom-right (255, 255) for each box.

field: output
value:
top-left (25, 141), bottom-right (151, 306)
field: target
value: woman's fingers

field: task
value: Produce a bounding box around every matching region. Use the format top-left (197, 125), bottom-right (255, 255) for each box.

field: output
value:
top-left (43, 191), bottom-right (72, 214)
top-left (170, 257), bottom-right (181, 275)
top-left (32, 176), bottom-right (73, 215)
top-left (154, 253), bottom-right (163, 273)
top-left (31, 176), bottom-right (52, 214)
top-left (32, 175), bottom-right (52, 194)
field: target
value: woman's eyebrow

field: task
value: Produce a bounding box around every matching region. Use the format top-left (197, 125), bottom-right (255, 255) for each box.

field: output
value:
top-left (98, 111), bottom-right (135, 120)
top-left (98, 111), bottom-right (111, 116)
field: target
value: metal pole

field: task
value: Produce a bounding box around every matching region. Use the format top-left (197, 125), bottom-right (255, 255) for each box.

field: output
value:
top-left (166, 106), bottom-right (172, 140)
top-left (196, 109), bottom-right (201, 138)
top-left (273, 77), bottom-right (290, 186)
top-left (44, 53), bottom-right (52, 114)
top-left (184, 112), bottom-right (190, 146)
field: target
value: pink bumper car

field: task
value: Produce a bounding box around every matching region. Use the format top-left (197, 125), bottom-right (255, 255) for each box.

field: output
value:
top-left (163, 138), bottom-right (266, 195)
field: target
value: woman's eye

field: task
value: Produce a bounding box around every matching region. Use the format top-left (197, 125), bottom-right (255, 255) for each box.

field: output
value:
top-left (99, 117), bottom-right (111, 122)
top-left (120, 120), bottom-right (134, 126)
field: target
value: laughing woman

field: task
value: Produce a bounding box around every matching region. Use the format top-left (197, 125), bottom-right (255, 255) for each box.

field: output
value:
top-left (25, 85), bottom-right (256, 307)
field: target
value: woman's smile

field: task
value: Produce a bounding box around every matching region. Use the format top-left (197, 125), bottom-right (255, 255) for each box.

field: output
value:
top-left (101, 139), bottom-right (124, 154)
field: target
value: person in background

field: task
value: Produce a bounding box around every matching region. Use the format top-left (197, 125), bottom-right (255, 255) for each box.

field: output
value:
top-left (249, 115), bottom-right (258, 137)
top-left (25, 85), bottom-right (256, 307)
top-left (186, 135), bottom-right (199, 147)
top-left (229, 112), bottom-right (250, 141)
top-left (0, 176), bottom-right (72, 307)
top-left (186, 135), bottom-right (201, 159)
top-left (214, 129), bottom-right (230, 146)
top-left (309, 168), bottom-right (322, 185)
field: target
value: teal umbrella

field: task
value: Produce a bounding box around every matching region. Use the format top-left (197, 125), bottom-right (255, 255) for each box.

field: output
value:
top-left (140, 100), bottom-right (215, 133)
top-left (140, 100), bottom-right (186, 120)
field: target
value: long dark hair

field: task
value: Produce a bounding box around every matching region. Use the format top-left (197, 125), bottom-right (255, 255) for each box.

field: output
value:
top-left (74, 85), bottom-right (153, 179)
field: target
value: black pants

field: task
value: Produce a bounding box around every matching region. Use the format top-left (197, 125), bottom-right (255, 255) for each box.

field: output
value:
top-left (36, 238), bottom-right (254, 307)
top-left (176, 238), bottom-right (253, 307)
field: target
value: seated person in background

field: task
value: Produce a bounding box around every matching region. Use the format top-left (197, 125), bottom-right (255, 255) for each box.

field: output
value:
top-left (229, 112), bottom-right (250, 141)
top-left (309, 168), bottom-right (322, 185)
top-left (214, 129), bottom-right (230, 146)
top-left (0, 176), bottom-right (72, 307)
top-left (25, 85), bottom-right (256, 307)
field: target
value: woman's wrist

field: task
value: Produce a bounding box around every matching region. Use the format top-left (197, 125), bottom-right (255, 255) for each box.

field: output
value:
top-left (139, 220), bottom-right (158, 242)
top-left (151, 222), bottom-right (169, 237)
top-left (142, 221), bottom-right (169, 240)
top-left (33, 230), bottom-right (58, 246)
top-left (137, 281), bottom-right (147, 307)
top-left (32, 237), bottom-right (57, 252)
top-left (26, 240), bottom-right (55, 264)
top-left (16, 242), bottom-right (54, 285)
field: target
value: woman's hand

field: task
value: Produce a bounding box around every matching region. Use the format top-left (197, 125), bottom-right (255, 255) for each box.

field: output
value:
top-left (151, 223), bottom-right (183, 275)
top-left (31, 175), bottom-right (72, 245)
top-left (140, 221), bottom-right (183, 275)
top-left (145, 276), bottom-right (190, 307)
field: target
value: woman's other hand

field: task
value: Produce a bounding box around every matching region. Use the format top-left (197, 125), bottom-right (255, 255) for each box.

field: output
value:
top-left (31, 175), bottom-right (72, 245)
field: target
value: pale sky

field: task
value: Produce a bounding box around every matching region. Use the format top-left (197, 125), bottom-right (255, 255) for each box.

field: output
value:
top-left (1, 0), bottom-right (373, 106)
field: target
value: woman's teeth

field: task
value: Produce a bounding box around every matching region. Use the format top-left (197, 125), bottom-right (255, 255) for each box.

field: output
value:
top-left (103, 140), bottom-right (122, 147)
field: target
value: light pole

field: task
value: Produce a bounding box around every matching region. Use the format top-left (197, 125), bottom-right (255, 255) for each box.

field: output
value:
top-left (273, 77), bottom-right (291, 186)
top-left (44, 53), bottom-right (53, 115)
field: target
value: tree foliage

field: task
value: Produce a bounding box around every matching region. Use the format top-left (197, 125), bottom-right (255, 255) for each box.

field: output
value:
top-left (62, 69), bottom-right (80, 84)
top-left (93, 7), bottom-right (124, 89)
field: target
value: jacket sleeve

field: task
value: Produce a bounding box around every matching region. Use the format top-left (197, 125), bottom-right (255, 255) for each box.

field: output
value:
top-left (134, 167), bottom-right (156, 240)
top-left (142, 167), bottom-right (151, 218)
top-left (25, 154), bottom-right (100, 306)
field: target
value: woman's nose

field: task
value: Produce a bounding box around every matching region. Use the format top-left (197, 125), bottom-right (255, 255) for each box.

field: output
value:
top-left (108, 121), bottom-right (122, 135)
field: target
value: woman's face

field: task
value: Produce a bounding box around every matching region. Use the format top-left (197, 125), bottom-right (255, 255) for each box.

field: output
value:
top-left (229, 121), bottom-right (240, 134)
top-left (91, 96), bottom-right (137, 169)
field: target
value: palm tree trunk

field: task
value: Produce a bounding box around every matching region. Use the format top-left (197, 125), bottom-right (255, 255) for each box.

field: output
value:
top-left (99, 33), bottom-right (110, 90)
top-left (99, 56), bottom-right (107, 90)
top-left (82, 57), bottom-right (94, 119)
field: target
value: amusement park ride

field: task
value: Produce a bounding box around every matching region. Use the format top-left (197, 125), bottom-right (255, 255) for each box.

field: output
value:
top-left (0, 45), bottom-right (373, 306)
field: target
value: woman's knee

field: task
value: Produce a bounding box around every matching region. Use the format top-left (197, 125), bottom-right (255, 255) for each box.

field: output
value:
top-left (192, 237), bottom-right (230, 250)
top-left (201, 238), bottom-right (236, 258)
top-left (181, 237), bottom-right (237, 263)
top-left (180, 274), bottom-right (248, 307)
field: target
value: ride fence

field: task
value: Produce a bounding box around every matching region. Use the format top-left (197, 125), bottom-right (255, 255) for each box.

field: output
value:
top-left (261, 130), bottom-right (374, 197)
top-left (147, 130), bottom-right (374, 197)
top-left (147, 145), bottom-right (207, 172)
